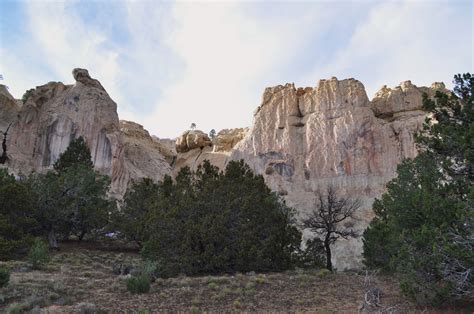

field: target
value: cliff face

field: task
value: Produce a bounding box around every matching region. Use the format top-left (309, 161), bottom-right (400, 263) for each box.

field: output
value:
top-left (6, 69), bottom-right (121, 176)
top-left (0, 85), bottom-right (20, 132)
top-left (1, 69), bottom-right (171, 197)
top-left (0, 69), bottom-right (446, 269)
top-left (228, 78), bottom-right (446, 269)
top-left (171, 78), bottom-right (445, 269)
top-left (172, 128), bottom-right (248, 176)
top-left (114, 120), bottom-right (172, 196)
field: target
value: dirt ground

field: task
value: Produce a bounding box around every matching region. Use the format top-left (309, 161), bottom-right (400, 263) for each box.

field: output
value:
top-left (0, 243), bottom-right (468, 313)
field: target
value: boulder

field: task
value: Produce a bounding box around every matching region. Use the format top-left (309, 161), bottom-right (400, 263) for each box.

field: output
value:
top-left (213, 128), bottom-right (248, 152)
top-left (175, 130), bottom-right (212, 153)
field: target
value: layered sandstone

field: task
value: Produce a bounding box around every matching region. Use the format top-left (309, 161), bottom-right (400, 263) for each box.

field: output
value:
top-left (0, 69), bottom-right (446, 269)
top-left (1, 69), bottom-right (171, 197)
top-left (175, 130), bottom-right (212, 153)
top-left (113, 120), bottom-right (172, 196)
top-left (172, 128), bottom-right (248, 176)
top-left (226, 77), bottom-right (444, 269)
top-left (0, 85), bottom-right (20, 132)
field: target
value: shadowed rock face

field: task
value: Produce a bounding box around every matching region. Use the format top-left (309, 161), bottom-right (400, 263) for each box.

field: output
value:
top-left (2, 69), bottom-right (171, 197)
top-left (0, 85), bottom-right (20, 132)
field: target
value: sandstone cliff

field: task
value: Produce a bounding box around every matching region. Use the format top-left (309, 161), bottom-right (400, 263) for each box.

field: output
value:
top-left (228, 77), bottom-right (445, 269)
top-left (0, 85), bottom-right (20, 132)
top-left (170, 78), bottom-right (445, 269)
top-left (172, 128), bottom-right (248, 176)
top-left (113, 120), bottom-right (172, 195)
top-left (0, 69), bottom-right (447, 269)
top-left (1, 69), bottom-right (171, 197)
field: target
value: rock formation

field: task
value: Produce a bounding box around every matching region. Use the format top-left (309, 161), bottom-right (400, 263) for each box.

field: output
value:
top-left (0, 85), bottom-right (20, 132)
top-left (227, 77), bottom-right (446, 269)
top-left (169, 78), bottom-right (446, 269)
top-left (112, 120), bottom-right (172, 196)
top-left (172, 128), bottom-right (248, 176)
top-left (1, 69), bottom-right (171, 197)
top-left (0, 85), bottom-right (20, 164)
top-left (213, 128), bottom-right (248, 152)
top-left (175, 130), bottom-right (212, 153)
top-left (0, 69), bottom-right (447, 269)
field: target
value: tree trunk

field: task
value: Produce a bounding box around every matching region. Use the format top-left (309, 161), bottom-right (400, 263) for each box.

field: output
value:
top-left (48, 229), bottom-right (59, 250)
top-left (324, 236), bottom-right (332, 271)
top-left (78, 230), bottom-right (86, 241)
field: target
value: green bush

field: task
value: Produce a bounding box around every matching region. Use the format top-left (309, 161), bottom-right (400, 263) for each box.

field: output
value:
top-left (21, 89), bottom-right (34, 104)
top-left (0, 267), bottom-right (10, 287)
top-left (317, 269), bottom-right (331, 278)
top-left (363, 73), bottom-right (474, 305)
top-left (7, 302), bottom-right (28, 314)
top-left (126, 275), bottom-right (150, 294)
top-left (136, 160), bottom-right (301, 277)
top-left (140, 260), bottom-right (158, 280)
top-left (28, 239), bottom-right (49, 269)
top-left (0, 169), bottom-right (37, 260)
top-left (294, 238), bottom-right (325, 269)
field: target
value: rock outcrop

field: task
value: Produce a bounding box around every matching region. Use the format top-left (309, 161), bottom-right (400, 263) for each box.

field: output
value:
top-left (0, 69), bottom-right (447, 269)
top-left (172, 128), bottom-right (248, 176)
top-left (7, 72), bottom-right (121, 176)
top-left (113, 120), bottom-right (172, 196)
top-left (171, 78), bottom-right (445, 269)
top-left (0, 85), bottom-right (20, 132)
top-left (1, 69), bottom-right (171, 196)
top-left (175, 130), bottom-right (212, 153)
top-left (213, 128), bottom-right (248, 152)
top-left (225, 77), bottom-right (445, 269)
top-left (370, 80), bottom-right (447, 119)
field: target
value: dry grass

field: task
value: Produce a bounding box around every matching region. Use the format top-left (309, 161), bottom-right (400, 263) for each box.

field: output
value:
top-left (0, 245), bottom-right (423, 313)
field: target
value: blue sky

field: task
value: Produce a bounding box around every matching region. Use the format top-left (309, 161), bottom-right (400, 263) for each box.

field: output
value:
top-left (1, 0), bottom-right (472, 138)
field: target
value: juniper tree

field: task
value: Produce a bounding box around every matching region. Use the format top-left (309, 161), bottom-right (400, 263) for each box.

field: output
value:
top-left (302, 186), bottom-right (360, 271)
top-left (363, 73), bottom-right (473, 305)
top-left (53, 136), bottom-right (93, 172)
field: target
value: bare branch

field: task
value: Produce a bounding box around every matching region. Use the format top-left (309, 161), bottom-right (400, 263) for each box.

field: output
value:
top-left (302, 185), bottom-right (361, 270)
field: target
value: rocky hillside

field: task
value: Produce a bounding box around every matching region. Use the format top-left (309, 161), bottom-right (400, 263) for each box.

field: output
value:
top-left (0, 69), bottom-right (446, 269)
top-left (0, 69), bottom-right (171, 197)
top-left (173, 78), bottom-right (446, 269)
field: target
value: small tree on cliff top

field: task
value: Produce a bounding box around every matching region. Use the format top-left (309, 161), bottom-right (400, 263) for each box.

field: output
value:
top-left (302, 186), bottom-right (360, 271)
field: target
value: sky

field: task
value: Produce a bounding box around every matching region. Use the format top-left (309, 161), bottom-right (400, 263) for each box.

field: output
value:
top-left (1, 0), bottom-right (472, 139)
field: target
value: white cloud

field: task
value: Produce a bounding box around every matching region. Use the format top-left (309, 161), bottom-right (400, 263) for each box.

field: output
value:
top-left (143, 2), bottom-right (328, 138)
top-left (2, 0), bottom-right (471, 139)
top-left (1, 2), bottom-right (122, 108)
top-left (300, 0), bottom-right (473, 98)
